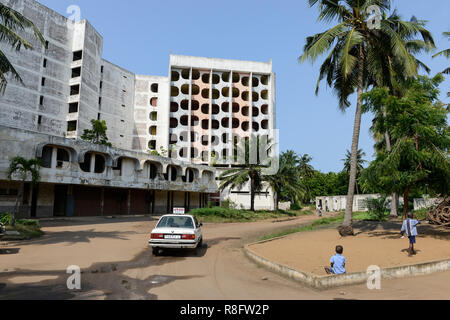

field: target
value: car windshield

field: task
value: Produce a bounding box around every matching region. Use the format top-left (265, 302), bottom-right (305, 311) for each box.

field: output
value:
top-left (157, 216), bottom-right (194, 229)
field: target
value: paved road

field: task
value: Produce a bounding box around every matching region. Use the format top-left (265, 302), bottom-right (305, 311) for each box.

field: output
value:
top-left (0, 215), bottom-right (449, 300)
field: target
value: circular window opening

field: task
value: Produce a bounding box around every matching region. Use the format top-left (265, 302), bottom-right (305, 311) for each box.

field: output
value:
top-left (191, 116), bottom-right (199, 126)
top-left (221, 87), bottom-right (230, 98)
top-left (201, 104), bottom-right (209, 114)
top-left (202, 73), bottom-right (210, 84)
top-left (261, 75), bottom-right (269, 85)
top-left (192, 70), bottom-right (200, 80)
top-left (232, 118), bottom-right (240, 129)
top-left (170, 102), bottom-right (179, 113)
top-left (181, 69), bottom-right (190, 80)
top-left (252, 122), bottom-right (260, 132)
top-left (171, 86), bottom-right (179, 97)
top-left (211, 135), bottom-right (219, 146)
top-left (212, 120), bottom-right (219, 129)
top-left (261, 104), bottom-right (269, 115)
top-left (171, 71), bottom-right (180, 82)
top-left (222, 72), bottom-right (230, 83)
top-left (192, 85), bottom-right (200, 95)
top-left (180, 115), bottom-right (189, 126)
top-left (212, 74), bottom-right (220, 84)
top-left (212, 104), bottom-right (220, 115)
top-left (242, 77), bottom-right (249, 86)
top-left (261, 90), bottom-right (268, 100)
top-left (221, 118), bottom-right (229, 128)
top-left (242, 121), bottom-right (249, 132)
top-left (181, 84), bottom-right (190, 95)
top-left (242, 106), bottom-right (249, 116)
top-left (252, 77), bottom-right (259, 87)
top-left (252, 107), bottom-right (259, 117)
top-left (201, 89), bottom-right (209, 99)
top-left (170, 118), bottom-right (178, 129)
top-left (201, 135), bottom-right (209, 146)
top-left (221, 102), bottom-right (229, 113)
top-left (261, 120), bottom-right (269, 130)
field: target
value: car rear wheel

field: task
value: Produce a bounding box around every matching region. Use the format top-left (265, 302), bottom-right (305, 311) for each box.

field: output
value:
top-left (152, 248), bottom-right (160, 256)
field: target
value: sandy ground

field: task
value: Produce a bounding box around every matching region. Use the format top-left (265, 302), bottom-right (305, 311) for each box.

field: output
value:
top-left (250, 220), bottom-right (450, 275)
top-left (0, 214), bottom-right (449, 300)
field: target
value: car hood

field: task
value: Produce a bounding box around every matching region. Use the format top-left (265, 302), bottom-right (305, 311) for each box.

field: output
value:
top-left (151, 227), bottom-right (195, 234)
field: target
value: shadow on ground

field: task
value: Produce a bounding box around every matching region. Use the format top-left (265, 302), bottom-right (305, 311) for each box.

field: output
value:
top-left (0, 234), bottom-right (239, 300)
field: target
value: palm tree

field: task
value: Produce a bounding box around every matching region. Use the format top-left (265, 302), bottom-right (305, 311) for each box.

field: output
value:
top-left (264, 153), bottom-right (305, 211)
top-left (433, 31), bottom-right (450, 98)
top-left (218, 137), bottom-right (267, 211)
top-left (0, 2), bottom-right (46, 93)
top-left (7, 157), bottom-right (42, 227)
top-left (342, 149), bottom-right (366, 194)
top-left (300, 0), bottom-right (434, 236)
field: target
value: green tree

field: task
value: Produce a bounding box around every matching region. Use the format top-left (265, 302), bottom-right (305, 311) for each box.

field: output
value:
top-left (361, 75), bottom-right (450, 219)
top-left (81, 120), bottom-right (113, 147)
top-left (432, 31), bottom-right (450, 98)
top-left (7, 157), bottom-right (41, 227)
top-left (342, 149), bottom-right (366, 194)
top-left (218, 138), bottom-right (268, 212)
top-left (265, 151), bottom-right (305, 210)
top-left (300, 0), bottom-right (434, 235)
top-left (0, 2), bottom-right (46, 93)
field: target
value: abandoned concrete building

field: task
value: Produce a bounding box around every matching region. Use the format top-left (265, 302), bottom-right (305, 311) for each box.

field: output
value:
top-left (0, 0), bottom-right (277, 217)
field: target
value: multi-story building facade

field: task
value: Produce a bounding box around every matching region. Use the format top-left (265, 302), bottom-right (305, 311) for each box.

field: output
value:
top-left (0, 0), bottom-right (277, 217)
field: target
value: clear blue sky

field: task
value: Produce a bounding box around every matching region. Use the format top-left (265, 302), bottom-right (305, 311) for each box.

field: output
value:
top-left (40, 0), bottom-right (450, 173)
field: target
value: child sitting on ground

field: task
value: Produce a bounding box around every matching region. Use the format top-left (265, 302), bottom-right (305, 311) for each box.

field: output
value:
top-left (401, 212), bottom-right (421, 257)
top-left (324, 245), bottom-right (346, 275)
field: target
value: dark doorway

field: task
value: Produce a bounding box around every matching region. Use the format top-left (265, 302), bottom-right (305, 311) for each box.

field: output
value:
top-left (54, 185), bottom-right (68, 217)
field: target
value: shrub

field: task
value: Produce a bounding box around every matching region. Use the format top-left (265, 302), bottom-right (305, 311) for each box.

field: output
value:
top-left (365, 197), bottom-right (389, 221)
top-left (290, 202), bottom-right (302, 210)
top-left (0, 213), bottom-right (13, 225)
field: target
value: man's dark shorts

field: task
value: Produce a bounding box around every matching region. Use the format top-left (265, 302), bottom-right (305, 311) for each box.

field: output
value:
top-left (408, 236), bottom-right (416, 244)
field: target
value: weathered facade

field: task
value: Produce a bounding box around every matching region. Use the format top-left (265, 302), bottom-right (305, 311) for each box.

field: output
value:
top-left (0, 0), bottom-right (277, 214)
top-left (0, 125), bottom-right (216, 217)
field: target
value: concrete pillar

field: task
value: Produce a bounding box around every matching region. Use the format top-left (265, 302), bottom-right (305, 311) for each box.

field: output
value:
top-left (51, 147), bottom-right (58, 169)
top-left (89, 153), bottom-right (95, 173)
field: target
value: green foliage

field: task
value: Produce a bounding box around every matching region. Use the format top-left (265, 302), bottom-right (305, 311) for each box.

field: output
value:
top-left (7, 157), bottom-right (41, 184)
top-left (190, 207), bottom-right (312, 223)
top-left (361, 75), bottom-right (450, 202)
top-left (81, 120), bottom-right (113, 147)
top-left (0, 213), bottom-right (40, 227)
top-left (259, 211), bottom-right (375, 241)
top-left (365, 197), bottom-right (389, 221)
top-left (0, 2), bottom-right (46, 93)
top-left (0, 212), bottom-right (12, 225)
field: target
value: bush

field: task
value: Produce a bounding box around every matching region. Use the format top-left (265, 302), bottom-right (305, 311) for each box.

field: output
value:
top-left (0, 213), bottom-right (13, 225)
top-left (290, 202), bottom-right (302, 210)
top-left (365, 197), bottom-right (389, 221)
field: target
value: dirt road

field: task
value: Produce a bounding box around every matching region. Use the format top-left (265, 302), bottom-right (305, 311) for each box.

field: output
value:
top-left (0, 214), bottom-right (449, 300)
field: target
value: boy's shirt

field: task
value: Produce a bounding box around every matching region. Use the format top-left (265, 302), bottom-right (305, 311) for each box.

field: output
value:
top-left (330, 254), bottom-right (346, 274)
top-left (401, 218), bottom-right (419, 237)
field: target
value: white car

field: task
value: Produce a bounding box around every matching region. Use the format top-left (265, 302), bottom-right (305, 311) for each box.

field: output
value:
top-left (149, 214), bottom-right (203, 255)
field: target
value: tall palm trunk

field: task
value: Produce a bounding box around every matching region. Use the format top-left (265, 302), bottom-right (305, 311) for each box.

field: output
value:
top-left (12, 181), bottom-right (24, 227)
top-left (403, 185), bottom-right (410, 219)
top-left (250, 173), bottom-right (255, 212)
top-left (273, 190), bottom-right (279, 212)
top-left (383, 114), bottom-right (399, 217)
top-left (341, 45), bottom-right (364, 236)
